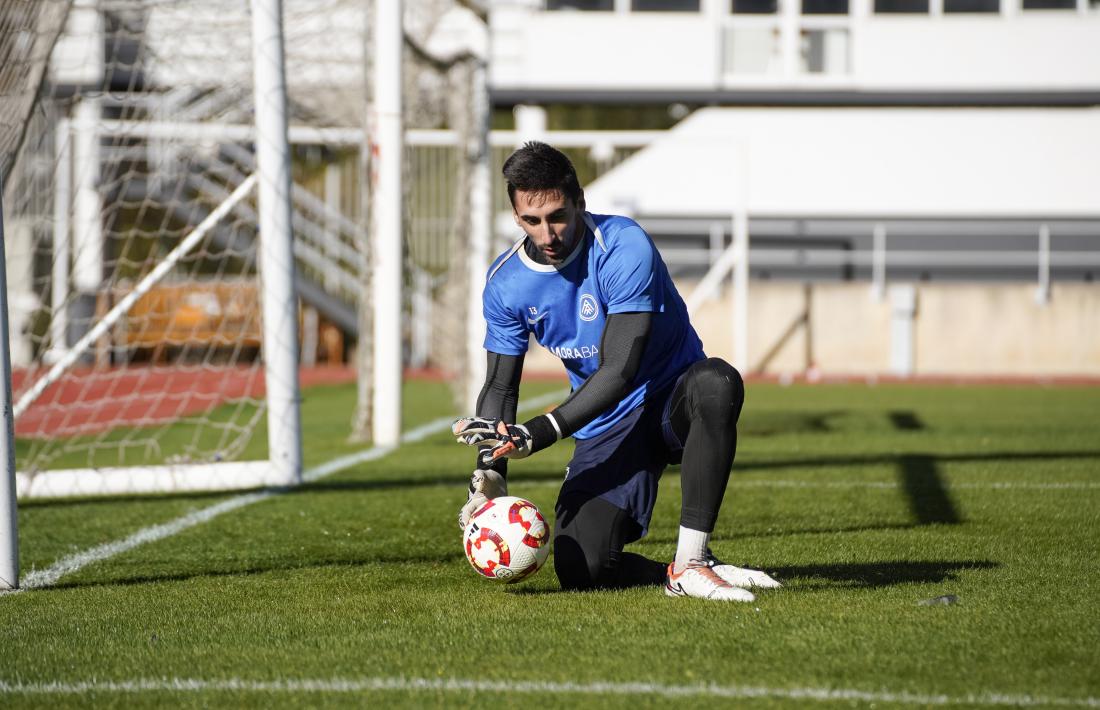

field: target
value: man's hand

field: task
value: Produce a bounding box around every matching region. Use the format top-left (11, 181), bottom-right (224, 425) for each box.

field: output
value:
top-left (452, 416), bottom-right (501, 448)
top-left (459, 468), bottom-right (507, 530)
top-left (452, 417), bottom-right (535, 466)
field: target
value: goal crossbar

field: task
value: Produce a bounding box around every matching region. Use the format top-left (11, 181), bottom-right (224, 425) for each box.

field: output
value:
top-left (17, 460), bottom-right (286, 499)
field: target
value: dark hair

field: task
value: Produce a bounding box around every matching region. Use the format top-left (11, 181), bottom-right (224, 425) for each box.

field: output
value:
top-left (501, 141), bottom-right (582, 208)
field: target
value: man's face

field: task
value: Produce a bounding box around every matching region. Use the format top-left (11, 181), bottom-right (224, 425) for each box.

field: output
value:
top-left (512, 189), bottom-right (584, 265)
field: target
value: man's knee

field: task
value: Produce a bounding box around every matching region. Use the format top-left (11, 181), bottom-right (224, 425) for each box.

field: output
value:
top-left (684, 358), bottom-right (744, 421)
top-left (553, 494), bottom-right (638, 591)
top-left (553, 532), bottom-right (613, 591)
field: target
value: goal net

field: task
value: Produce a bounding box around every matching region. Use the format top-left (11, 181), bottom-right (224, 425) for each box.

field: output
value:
top-left (0, 0), bottom-right (352, 498)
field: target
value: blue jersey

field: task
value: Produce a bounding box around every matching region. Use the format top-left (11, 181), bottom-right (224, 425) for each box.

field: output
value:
top-left (483, 212), bottom-right (705, 439)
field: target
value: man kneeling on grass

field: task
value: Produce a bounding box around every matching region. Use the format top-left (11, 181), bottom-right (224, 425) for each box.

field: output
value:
top-left (452, 142), bottom-right (780, 601)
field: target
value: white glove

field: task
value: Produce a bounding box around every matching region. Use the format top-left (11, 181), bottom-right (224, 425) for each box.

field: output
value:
top-left (452, 417), bottom-right (535, 466)
top-left (458, 468), bottom-right (507, 530)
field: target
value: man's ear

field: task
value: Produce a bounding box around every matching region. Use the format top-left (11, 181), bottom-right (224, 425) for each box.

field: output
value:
top-left (578, 189), bottom-right (586, 212)
top-left (512, 210), bottom-right (523, 228)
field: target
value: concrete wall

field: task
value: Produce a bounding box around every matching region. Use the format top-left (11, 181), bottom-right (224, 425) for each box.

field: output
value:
top-left (523, 281), bottom-right (1100, 377)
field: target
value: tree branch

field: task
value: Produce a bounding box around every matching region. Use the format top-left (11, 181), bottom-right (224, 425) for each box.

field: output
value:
top-left (403, 29), bottom-right (480, 72)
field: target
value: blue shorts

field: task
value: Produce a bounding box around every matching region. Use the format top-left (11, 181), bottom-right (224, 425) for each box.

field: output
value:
top-left (558, 377), bottom-right (687, 538)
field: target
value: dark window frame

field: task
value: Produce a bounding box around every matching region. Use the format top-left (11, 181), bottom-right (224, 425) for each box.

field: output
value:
top-left (943, 0), bottom-right (1000, 12)
top-left (545, 0), bottom-right (615, 10)
top-left (631, 0), bottom-right (702, 10)
top-left (732, 0), bottom-right (780, 13)
top-left (1021, 0), bottom-right (1076, 9)
top-left (802, 0), bottom-right (851, 14)
top-left (874, 0), bottom-right (930, 12)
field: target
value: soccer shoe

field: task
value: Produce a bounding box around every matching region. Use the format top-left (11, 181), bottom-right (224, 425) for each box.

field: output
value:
top-left (704, 548), bottom-right (782, 590)
top-left (665, 563), bottom-right (756, 602)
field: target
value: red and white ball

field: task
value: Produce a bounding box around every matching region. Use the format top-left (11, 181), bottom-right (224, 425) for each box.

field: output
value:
top-left (463, 496), bottom-right (550, 583)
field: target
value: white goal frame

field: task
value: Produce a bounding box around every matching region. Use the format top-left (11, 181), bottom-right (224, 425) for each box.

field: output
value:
top-left (1, 179), bottom-right (19, 590)
top-left (0, 0), bottom-right (303, 588)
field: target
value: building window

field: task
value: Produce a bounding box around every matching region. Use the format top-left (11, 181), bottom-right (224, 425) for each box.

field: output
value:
top-left (546, 0), bottom-right (613, 9)
top-left (874, 0), bottom-right (929, 11)
top-left (943, 0), bottom-right (998, 11)
top-left (732, 0), bottom-right (779, 12)
top-left (1022, 0), bottom-right (1075, 8)
top-left (802, 0), bottom-right (849, 13)
top-left (801, 28), bottom-right (849, 73)
top-left (632, 0), bottom-right (701, 9)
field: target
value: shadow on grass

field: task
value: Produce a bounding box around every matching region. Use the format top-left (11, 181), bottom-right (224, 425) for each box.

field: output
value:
top-left (39, 545), bottom-right (996, 597)
top-left (45, 550), bottom-right (469, 592)
top-left (641, 520), bottom-right (926, 546)
top-left (18, 488), bottom-right (248, 510)
top-left (899, 454), bottom-right (960, 525)
top-left (20, 449), bottom-right (1100, 511)
top-left (735, 449), bottom-right (1100, 474)
top-left (888, 410), bottom-right (926, 431)
top-left (507, 559), bottom-right (1001, 596)
top-left (770, 559), bottom-right (999, 590)
top-left (741, 411), bottom-right (849, 437)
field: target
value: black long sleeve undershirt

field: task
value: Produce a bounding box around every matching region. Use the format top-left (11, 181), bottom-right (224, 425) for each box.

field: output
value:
top-left (550, 310), bottom-right (652, 438)
top-left (475, 311), bottom-right (653, 470)
top-left (473, 351), bottom-right (524, 475)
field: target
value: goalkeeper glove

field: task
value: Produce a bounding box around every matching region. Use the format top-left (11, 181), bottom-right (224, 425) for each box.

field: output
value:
top-left (458, 467), bottom-right (508, 530)
top-left (452, 417), bottom-right (535, 466)
top-left (452, 416), bottom-right (501, 447)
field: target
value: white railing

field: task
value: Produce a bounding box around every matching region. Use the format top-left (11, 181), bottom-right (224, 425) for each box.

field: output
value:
top-left (86, 118), bottom-right (1100, 331)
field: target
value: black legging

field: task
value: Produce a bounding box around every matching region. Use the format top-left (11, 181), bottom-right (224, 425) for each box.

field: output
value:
top-left (667, 358), bottom-right (745, 532)
top-left (553, 358), bottom-right (745, 590)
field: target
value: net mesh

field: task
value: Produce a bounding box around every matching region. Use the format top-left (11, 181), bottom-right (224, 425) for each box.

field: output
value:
top-left (0, 0), bottom-right (71, 182)
top-left (1, 0), bottom-right (366, 493)
top-left (1, 0), bottom-right (638, 493)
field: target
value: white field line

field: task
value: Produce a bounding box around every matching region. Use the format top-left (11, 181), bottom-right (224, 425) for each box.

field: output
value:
top-left (0, 677), bottom-right (1096, 707)
top-left (16, 492), bottom-right (270, 591)
top-left (503, 478), bottom-right (1100, 493)
top-left (5, 391), bottom-right (566, 594)
top-left (734, 480), bottom-right (1100, 491)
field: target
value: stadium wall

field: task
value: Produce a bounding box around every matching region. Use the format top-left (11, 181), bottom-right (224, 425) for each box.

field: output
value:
top-left (520, 282), bottom-right (1100, 378)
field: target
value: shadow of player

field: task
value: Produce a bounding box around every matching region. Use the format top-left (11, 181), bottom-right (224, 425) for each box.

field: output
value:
top-left (768, 559), bottom-right (998, 590)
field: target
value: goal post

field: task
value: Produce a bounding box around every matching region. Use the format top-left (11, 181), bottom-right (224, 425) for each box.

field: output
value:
top-left (1, 183), bottom-right (19, 590)
top-left (250, 0), bottom-right (303, 484)
top-left (0, 0), bottom-right (76, 589)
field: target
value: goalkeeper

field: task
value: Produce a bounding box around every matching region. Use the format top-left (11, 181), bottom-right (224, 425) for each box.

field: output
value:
top-left (453, 142), bottom-right (779, 602)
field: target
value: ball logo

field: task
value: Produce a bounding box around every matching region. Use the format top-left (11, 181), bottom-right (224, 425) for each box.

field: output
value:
top-left (466, 527), bottom-right (511, 578)
top-left (578, 294), bottom-right (599, 322)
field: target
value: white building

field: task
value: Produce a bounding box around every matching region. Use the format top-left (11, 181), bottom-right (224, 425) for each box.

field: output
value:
top-left (487, 2), bottom-right (1100, 376)
top-left (486, 1), bottom-right (1100, 285)
top-left (491, 0), bottom-right (1100, 105)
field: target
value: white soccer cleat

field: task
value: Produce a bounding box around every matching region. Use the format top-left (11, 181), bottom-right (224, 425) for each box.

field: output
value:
top-left (665, 563), bottom-right (756, 602)
top-left (704, 548), bottom-right (782, 590)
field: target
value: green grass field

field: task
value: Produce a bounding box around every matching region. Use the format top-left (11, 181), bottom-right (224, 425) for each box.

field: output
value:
top-left (1, 379), bottom-right (1098, 708)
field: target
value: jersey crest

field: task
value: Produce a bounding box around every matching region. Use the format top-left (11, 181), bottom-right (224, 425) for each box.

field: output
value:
top-left (578, 294), bottom-right (599, 322)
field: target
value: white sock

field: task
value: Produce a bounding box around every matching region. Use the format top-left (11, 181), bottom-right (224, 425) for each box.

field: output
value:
top-left (674, 525), bottom-right (710, 574)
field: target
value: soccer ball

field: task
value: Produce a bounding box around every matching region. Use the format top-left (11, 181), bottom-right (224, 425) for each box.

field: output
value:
top-left (463, 496), bottom-right (551, 583)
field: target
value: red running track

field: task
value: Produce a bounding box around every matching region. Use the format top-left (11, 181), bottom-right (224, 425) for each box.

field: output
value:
top-left (12, 366), bottom-right (357, 438)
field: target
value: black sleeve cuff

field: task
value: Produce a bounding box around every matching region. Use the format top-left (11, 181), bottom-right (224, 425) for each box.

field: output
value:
top-left (521, 413), bottom-right (562, 454)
